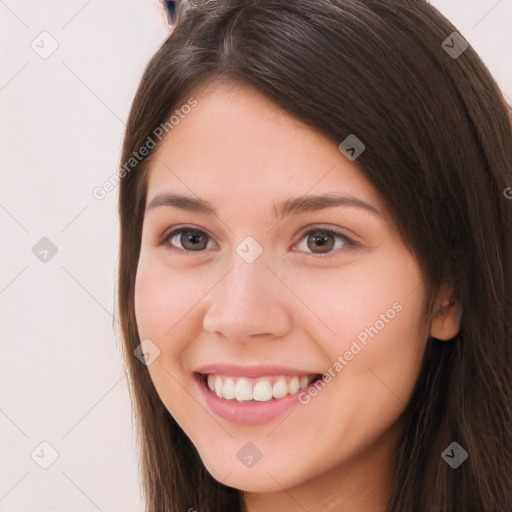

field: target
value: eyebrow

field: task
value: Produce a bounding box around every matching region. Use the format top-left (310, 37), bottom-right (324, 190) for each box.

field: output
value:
top-left (146, 192), bottom-right (382, 219)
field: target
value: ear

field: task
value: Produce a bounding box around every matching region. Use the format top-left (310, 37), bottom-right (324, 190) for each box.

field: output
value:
top-left (429, 283), bottom-right (462, 341)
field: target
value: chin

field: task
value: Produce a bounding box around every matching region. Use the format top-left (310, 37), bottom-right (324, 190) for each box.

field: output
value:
top-left (202, 456), bottom-right (305, 493)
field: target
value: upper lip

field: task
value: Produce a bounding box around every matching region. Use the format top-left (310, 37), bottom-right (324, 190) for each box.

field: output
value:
top-left (194, 363), bottom-right (321, 378)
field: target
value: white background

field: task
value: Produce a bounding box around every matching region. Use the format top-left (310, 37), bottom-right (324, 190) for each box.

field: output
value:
top-left (1, 1), bottom-right (511, 510)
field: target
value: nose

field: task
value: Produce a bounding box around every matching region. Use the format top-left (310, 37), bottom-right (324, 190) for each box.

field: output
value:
top-left (202, 257), bottom-right (292, 342)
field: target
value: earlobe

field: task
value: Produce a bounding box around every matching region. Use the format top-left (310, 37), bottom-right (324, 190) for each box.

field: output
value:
top-left (430, 295), bottom-right (463, 341)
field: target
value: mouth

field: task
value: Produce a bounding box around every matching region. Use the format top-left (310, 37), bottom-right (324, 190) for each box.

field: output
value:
top-left (196, 372), bottom-right (323, 403)
top-left (192, 365), bottom-right (325, 425)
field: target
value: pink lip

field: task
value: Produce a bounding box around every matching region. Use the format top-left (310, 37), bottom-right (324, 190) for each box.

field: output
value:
top-left (194, 373), bottom-right (312, 425)
top-left (194, 363), bottom-right (318, 378)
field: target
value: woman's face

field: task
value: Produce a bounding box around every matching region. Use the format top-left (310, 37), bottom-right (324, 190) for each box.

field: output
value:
top-left (134, 79), bottom-right (430, 501)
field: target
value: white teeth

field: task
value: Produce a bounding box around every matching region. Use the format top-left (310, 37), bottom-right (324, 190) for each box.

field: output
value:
top-left (288, 376), bottom-right (300, 395)
top-left (207, 375), bottom-right (215, 392)
top-left (204, 373), bottom-right (318, 402)
top-left (223, 378), bottom-right (236, 399)
top-left (235, 378), bottom-right (253, 401)
top-left (253, 381), bottom-right (273, 401)
top-left (273, 377), bottom-right (288, 399)
top-left (214, 376), bottom-right (223, 398)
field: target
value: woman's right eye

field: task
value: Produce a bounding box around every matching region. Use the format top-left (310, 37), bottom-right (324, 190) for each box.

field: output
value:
top-left (162, 228), bottom-right (217, 253)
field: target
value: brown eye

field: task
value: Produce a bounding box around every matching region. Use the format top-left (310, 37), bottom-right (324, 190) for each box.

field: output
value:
top-left (307, 230), bottom-right (335, 253)
top-left (296, 227), bottom-right (357, 256)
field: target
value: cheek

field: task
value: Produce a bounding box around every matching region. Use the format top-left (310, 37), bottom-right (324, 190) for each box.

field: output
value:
top-left (282, 250), bottom-right (426, 352)
top-left (134, 262), bottom-right (172, 340)
top-left (289, 248), bottom-right (427, 403)
top-left (135, 257), bottom-right (190, 337)
top-left (134, 256), bottom-right (214, 367)
top-left (318, 304), bottom-right (425, 412)
top-left (133, 257), bottom-right (204, 419)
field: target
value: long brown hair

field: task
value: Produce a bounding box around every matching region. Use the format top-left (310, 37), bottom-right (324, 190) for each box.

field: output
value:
top-left (116, 1), bottom-right (512, 510)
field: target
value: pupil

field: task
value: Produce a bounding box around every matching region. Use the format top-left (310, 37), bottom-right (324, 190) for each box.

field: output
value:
top-left (308, 231), bottom-right (334, 253)
top-left (182, 231), bottom-right (206, 250)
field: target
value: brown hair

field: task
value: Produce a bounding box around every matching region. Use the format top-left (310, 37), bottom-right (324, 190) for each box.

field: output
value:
top-left (116, 1), bottom-right (512, 510)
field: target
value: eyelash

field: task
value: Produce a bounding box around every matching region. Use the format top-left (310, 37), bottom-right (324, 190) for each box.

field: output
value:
top-left (160, 225), bottom-right (359, 257)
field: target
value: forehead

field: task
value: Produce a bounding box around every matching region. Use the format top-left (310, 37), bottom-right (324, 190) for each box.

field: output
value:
top-left (145, 79), bottom-right (384, 216)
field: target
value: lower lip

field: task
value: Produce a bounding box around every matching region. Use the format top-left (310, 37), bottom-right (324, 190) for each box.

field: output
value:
top-left (194, 373), bottom-right (311, 425)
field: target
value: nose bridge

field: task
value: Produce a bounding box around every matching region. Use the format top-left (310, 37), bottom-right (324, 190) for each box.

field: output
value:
top-left (202, 248), bottom-right (290, 339)
top-left (228, 253), bottom-right (277, 304)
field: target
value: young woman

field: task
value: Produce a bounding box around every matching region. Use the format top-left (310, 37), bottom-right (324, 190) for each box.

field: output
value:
top-left (116, 1), bottom-right (512, 510)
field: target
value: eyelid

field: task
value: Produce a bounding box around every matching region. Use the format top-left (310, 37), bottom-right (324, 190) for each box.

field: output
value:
top-left (295, 223), bottom-right (359, 245)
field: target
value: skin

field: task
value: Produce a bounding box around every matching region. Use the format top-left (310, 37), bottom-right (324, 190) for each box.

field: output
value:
top-left (134, 78), bottom-right (462, 512)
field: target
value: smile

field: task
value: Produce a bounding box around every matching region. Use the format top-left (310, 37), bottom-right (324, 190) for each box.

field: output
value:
top-left (205, 373), bottom-right (320, 402)
top-left (194, 372), bottom-right (323, 425)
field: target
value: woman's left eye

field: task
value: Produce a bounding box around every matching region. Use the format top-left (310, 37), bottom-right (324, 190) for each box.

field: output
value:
top-left (295, 227), bottom-right (357, 256)
top-left (160, 226), bottom-right (358, 256)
